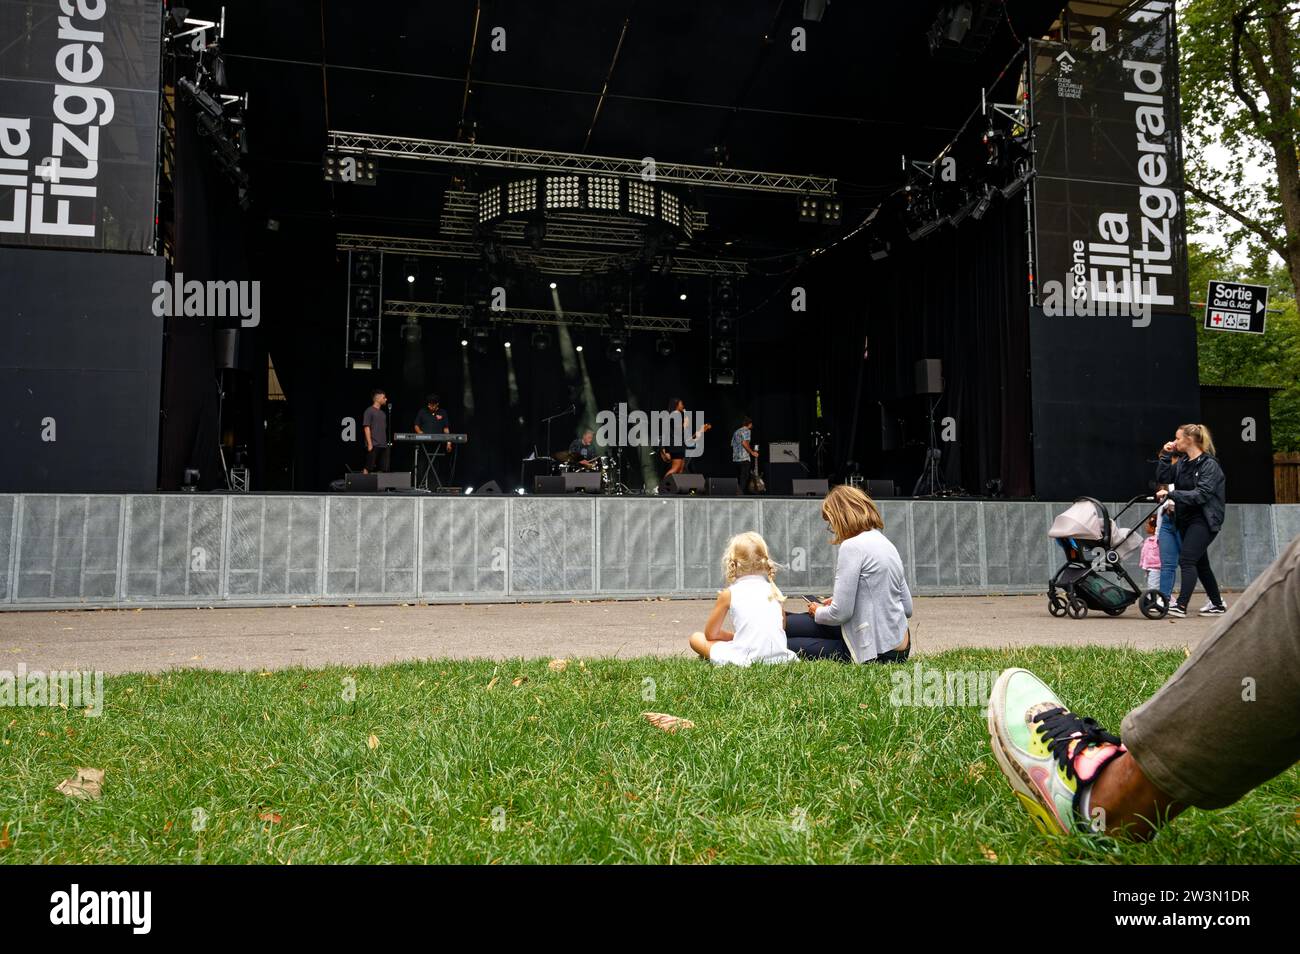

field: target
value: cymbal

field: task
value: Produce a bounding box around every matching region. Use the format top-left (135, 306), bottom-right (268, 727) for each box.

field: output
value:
top-left (552, 451), bottom-right (575, 462)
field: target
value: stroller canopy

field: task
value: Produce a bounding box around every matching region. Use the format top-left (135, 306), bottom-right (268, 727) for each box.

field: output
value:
top-left (1049, 498), bottom-right (1142, 558)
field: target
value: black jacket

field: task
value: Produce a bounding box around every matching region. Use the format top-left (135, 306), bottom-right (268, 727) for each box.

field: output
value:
top-left (1156, 452), bottom-right (1226, 532)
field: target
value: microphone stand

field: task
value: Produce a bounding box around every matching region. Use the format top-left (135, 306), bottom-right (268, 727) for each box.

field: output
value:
top-left (540, 404), bottom-right (576, 471)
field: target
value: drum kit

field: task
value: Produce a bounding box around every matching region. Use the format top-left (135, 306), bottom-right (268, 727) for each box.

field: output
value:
top-left (548, 447), bottom-right (632, 494)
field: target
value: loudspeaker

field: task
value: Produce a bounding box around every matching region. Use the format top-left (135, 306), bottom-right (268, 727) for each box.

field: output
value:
top-left (215, 329), bottom-right (238, 370)
top-left (534, 475), bottom-right (565, 494)
top-left (914, 358), bottom-right (943, 395)
top-left (474, 480), bottom-right (503, 495)
top-left (866, 479), bottom-right (895, 498)
top-left (791, 478), bottom-right (829, 497)
top-left (563, 472), bottom-right (602, 494)
top-left (345, 472), bottom-right (412, 492)
top-left (708, 477), bottom-right (739, 496)
top-left (662, 474), bottom-right (706, 495)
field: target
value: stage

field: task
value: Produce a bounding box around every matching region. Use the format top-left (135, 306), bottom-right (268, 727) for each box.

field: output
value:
top-left (1, 493), bottom-right (1292, 611)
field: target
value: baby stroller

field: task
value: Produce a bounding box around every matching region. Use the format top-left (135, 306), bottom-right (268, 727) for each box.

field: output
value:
top-left (1047, 495), bottom-right (1168, 620)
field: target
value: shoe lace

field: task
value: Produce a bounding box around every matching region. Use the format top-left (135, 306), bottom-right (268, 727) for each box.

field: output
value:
top-left (1030, 707), bottom-right (1121, 782)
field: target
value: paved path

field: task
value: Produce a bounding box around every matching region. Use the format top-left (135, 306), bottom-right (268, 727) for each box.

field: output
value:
top-left (0, 594), bottom-right (1228, 674)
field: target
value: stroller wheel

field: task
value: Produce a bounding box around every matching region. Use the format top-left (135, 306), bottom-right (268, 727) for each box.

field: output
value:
top-left (1048, 595), bottom-right (1067, 617)
top-left (1067, 596), bottom-right (1088, 619)
top-left (1139, 590), bottom-right (1169, 620)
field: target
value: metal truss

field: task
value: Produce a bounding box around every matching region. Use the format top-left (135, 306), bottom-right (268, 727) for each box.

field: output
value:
top-left (336, 233), bottom-right (748, 277)
top-left (327, 130), bottom-right (837, 196)
top-left (384, 300), bottom-right (691, 334)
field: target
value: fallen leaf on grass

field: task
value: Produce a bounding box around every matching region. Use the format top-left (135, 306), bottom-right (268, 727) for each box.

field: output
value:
top-left (0, 824), bottom-right (10, 849)
top-left (55, 767), bottom-right (104, 800)
top-left (979, 844), bottom-right (998, 862)
top-left (485, 676), bottom-right (499, 691)
top-left (548, 659), bottom-right (569, 672)
top-left (367, 734), bottom-right (380, 750)
top-left (512, 677), bottom-right (528, 687)
top-left (642, 712), bottom-right (695, 733)
top-left (257, 810), bottom-right (282, 824)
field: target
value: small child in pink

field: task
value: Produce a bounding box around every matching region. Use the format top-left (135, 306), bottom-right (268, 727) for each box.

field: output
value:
top-left (1139, 514), bottom-right (1161, 590)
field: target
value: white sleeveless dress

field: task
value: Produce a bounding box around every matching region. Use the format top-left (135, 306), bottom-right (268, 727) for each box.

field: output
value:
top-left (709, 574), bottom-right (797, 667)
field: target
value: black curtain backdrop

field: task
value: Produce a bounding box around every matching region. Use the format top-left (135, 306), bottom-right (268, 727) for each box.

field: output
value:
top-left (219, 194), bottom-right (1032, 497)
top-left (159, 104), bottom-right (259, 491)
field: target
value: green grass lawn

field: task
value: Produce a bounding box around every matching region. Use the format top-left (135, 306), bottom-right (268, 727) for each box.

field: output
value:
top-left (1, 648), bottom-right (1296, 864)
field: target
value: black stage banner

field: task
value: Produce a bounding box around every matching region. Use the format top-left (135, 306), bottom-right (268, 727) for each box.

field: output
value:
top-left (0, 0), bottom-right (162, 252)
top-left (1029, 1), bottom-right (1188, 315)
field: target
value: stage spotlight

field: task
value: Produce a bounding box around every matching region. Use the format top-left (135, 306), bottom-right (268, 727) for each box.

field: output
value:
top-left (802, 0), bottom-right (828, 21)
top-left (401, 316), bottom-right (421, 345)
top-left (715, 340), bottom-right (733, 367)
top-left (575, 344), bottom-right (584, 353)
top-left (532, 329), bottom-right (550, 351)
top-left (714, 313), bottom-right (734, 335)
top-left (971, 185), bottom-right (995, 220)
top-left (820, 198), bottom-right (843, 225)
top-left (798, 195), bottom-right (820, 223)
top-left (460, 338), bottom-right (469, 347)
top-left (908, 217), bottom-right (943, 241)
top-left (549, 281), bottom-right (557, 290)
top-left (403, 256), bottom-right (418, 284)
top-left (655, 335), bottom-right (674, 357)
top-left (605, 335), bottom-right (626, 360)
top-left (504, 340), bottom-right (512, 349)
top-left (948, 192), bottom-right (978, 227)
top-left (1000, 166), bottom-right (1035, 199)
top-left (679, 292), bottom-right (687, 301)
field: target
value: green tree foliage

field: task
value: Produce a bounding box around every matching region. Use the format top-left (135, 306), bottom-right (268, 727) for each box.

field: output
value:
top-left (1180, 1), bottom-right (1299, 451)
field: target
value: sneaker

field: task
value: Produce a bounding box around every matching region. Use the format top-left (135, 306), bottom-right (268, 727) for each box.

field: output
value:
top-left (1199, 602), bottom-right (1227, 616)
top-left (987, 668), bottom-right (1126, 834)
top-left (1167, 604), bottom-right (1186, 617)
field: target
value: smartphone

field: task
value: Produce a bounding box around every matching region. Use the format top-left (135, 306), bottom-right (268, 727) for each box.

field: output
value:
top-left (802, 595), bottom-right (822, 604)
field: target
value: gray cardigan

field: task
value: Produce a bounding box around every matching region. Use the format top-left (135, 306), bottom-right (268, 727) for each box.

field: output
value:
top-left (813, 529), bottom-right (913, 662)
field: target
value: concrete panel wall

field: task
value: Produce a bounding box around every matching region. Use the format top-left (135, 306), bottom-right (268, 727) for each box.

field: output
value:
top-left (1, 494), bottom-right (1295, 610)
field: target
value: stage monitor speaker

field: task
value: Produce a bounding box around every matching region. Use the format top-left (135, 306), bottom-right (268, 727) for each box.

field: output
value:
top-left (865, 479), bottom-right (895, 498)
top-left (474, 480), bottom-right (503, 495)
top-left (791, 478), bottom-right (829, 497)
top-left (563, 472), bottom-right (602, 494)
top-left (662, 474), bottom-right (705, 495)
top-left (708, 477), bottom-right (739, 496)
top-left (215, 329), bottom-right (238, 370)
top-left (914, 358), bottom-right (943, 395)
top-left (344, 472), bottom-right (410, 492)
top-left (534, 475), bottom-right (566, 494)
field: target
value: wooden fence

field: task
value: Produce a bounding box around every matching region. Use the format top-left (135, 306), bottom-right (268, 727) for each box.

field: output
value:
top-left (1277, 453), bottom-right (1300, 503)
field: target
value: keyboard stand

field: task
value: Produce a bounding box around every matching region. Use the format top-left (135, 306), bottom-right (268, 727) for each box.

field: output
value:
top-left (413, 442), bottom-right (450, 491)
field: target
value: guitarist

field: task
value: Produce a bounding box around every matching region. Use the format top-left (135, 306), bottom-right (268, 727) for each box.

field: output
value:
top-left (659, 397), bottom-right (711, 482)
top-left (732, 414), bottom-right (760, 494)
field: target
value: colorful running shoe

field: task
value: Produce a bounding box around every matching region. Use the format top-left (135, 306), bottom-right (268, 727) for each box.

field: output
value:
top-left (987, 668), bottom-right (1126, 834)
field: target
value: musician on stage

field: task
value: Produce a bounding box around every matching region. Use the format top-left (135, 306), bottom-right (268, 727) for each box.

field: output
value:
top-left (413, 393), bottom-right (452, 452)
top-left (659, 397), bottom-right (711, 479)
top-left (362, 389), bottom-right (390, 474)
top-left (732, 414), bottom-right (758, 494)
top-left (413, 393), bottom-right (453, 486)
top-left (568, 429), bottom-right (599, 470)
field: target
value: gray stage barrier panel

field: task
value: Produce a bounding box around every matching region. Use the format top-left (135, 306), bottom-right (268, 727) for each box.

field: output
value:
top-left (1, 494), bottom-right (1295, 609)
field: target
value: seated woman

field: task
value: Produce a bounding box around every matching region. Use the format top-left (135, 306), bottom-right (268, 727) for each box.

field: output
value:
top-left (688, 531), bottom-right (797, 667)
top-left (785, 484), bottom-right (912, 663)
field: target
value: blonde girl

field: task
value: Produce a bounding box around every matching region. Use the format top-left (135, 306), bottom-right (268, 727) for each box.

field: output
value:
top-left (688, 532), bottom-right (796, 666)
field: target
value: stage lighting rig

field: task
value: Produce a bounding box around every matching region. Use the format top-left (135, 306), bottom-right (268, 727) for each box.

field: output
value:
top-left (655, 335), bottom-right (675, 357)
top-left (323, 151), bottom-right (377, 185)
top-left (927, 1), bottom-right (999, 61)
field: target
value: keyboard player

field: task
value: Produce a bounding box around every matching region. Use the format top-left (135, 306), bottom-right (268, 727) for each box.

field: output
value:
top-left (413, 393), bottom-right (454, 487)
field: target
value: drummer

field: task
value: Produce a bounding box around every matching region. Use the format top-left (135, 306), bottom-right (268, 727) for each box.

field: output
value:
top-left (568, 429), bottom-right (600, 470)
